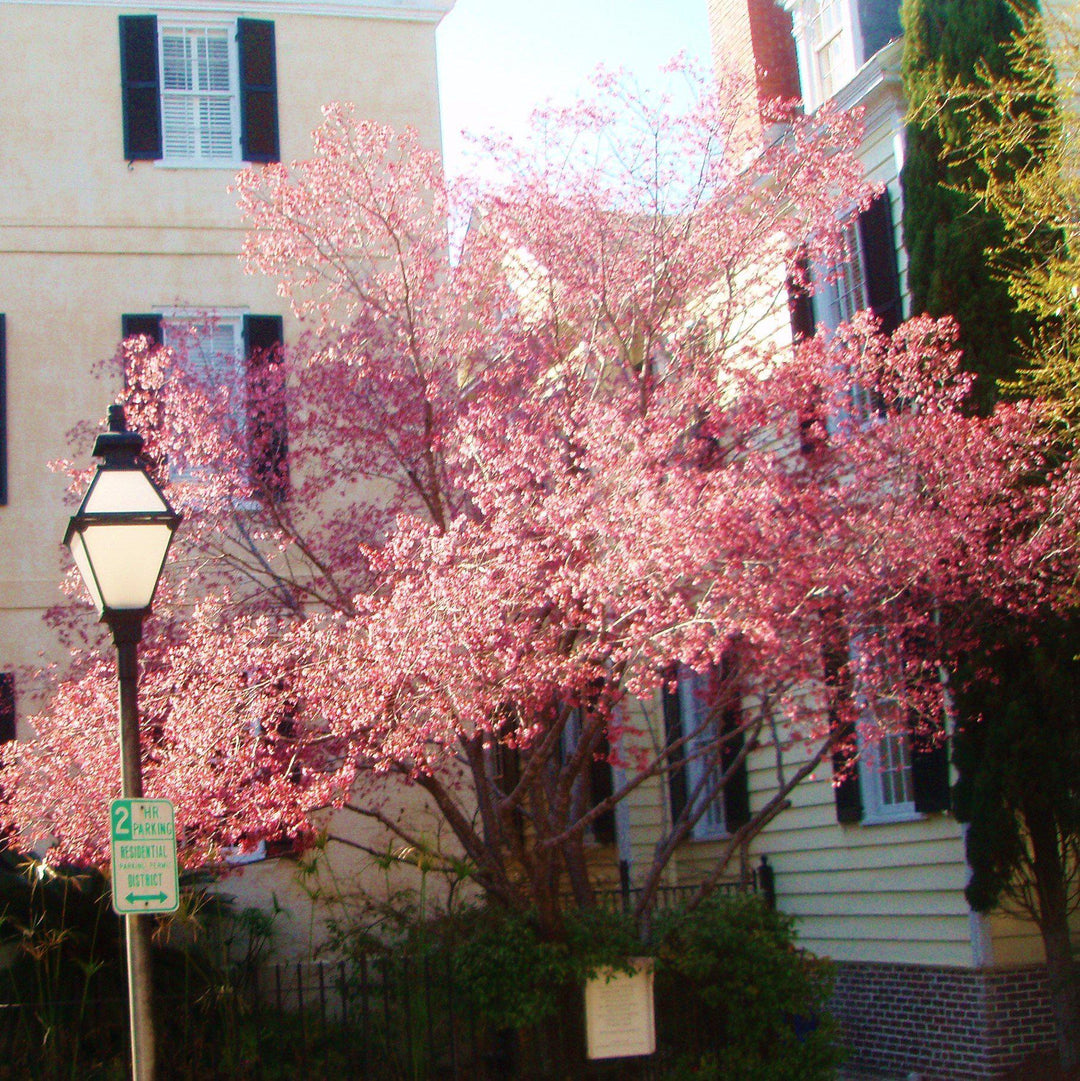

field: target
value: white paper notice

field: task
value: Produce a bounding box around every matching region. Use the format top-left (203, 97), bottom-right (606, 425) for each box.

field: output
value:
top-left (584, 958), bottom-right (656, 1060)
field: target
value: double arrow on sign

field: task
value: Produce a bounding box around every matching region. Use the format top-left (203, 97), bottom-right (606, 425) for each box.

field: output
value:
top-left (126, 891), bottom-right (169, 905)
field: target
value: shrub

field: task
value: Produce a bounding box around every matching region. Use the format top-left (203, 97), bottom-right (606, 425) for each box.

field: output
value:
top-left (652, 894), bottom-right (839, 1081)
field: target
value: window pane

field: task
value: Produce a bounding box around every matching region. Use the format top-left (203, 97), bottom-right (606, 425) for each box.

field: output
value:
top-left (161, 34), bottom-right (192, 90)
top-left (162, 98), bottom-right (196, 159)
top-left (163, 318), bottom-right (244, 434)
top-left (810, 0), bottom-right (847, 101)
top-left (874, 732), bottom-right (915, 808)
top-left (197, 35), bottom-right (231, 92)
top-left (160, 25), bottom-right (237, 162)
top-left (200, 98), bottom-right (235, 158)
top-left (835, 222), bottom-right (867, 323)
top-left (679, 668), bottom-right (726, 835)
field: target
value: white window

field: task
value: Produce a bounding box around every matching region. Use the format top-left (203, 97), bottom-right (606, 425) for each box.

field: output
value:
top-left (162, 313), bottom-right (244, 406)
top-left (159, 22), bottom-right (240, 164)
top-left (161, 312), bottom-right (246, 472)
top-left (677, 667), bottom-right (727, 839)
top-left (811, 0), bottom-right (847, 99)
top-left (827, 220), bottom-right (867, 328)
top-left (858, 725), bottom-right (916, 822)
top-left (819, 219), bottom-right (881, 420)
top-left (854, 630), bottom-right (917, 823)
top-left (786, 0), bottom-right (858, 109)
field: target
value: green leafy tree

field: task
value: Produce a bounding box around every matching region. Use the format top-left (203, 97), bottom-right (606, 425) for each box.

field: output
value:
top-left (917, 4), bottom-right (1080, 430)
top-left (903, 2), bottom-right (1080, 1072)
top-left (954, 617), bottom-right (1080, 1075)
top-left (900, 0), bottom-right (1044, 413)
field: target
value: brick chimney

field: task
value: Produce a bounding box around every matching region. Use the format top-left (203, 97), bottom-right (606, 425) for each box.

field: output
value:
top-left (709, 0), bottom-right (801, 108)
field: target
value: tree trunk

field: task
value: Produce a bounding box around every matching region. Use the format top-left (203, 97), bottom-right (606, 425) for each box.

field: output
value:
top-left (1041, 916), bottom-right (1080, 1077)
top-left (1029, 805), bottom-right (1080, 1075)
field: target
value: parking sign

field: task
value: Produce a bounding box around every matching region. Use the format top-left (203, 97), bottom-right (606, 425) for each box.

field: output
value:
top-left (109, 799), bottom-right (180, 915)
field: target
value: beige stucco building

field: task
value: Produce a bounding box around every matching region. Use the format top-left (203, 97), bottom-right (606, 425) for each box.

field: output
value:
top-left (0, 0), bottom-right (449, 695)
top-left (0, 0), bottom-right (454, 948)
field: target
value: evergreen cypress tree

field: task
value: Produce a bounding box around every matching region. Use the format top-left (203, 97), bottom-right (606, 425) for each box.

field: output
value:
top-left (902, 3), bottom-right (1080, 1071)
top-left (901, 0), bottom-right (1038, 411)
top-left (952, 617), bottom-right (1080, 1074)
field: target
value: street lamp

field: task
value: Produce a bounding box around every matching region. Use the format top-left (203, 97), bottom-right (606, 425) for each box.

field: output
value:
top-left (64, 404), bottom-right (180, 1081)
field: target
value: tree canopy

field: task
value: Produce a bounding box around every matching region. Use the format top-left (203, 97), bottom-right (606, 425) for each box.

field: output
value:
top-left (3, 67), bottom-right (1079, 935)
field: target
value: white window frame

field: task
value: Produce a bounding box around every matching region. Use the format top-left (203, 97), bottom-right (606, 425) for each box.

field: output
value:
top-left (786, 0), bottom-right (860, 110)
top-left (816, 216), bottom-right (884, 423)
top-left (160, 308), bottom-right (248, 478)
top-left (677, 666), bottom-right (728, 840)
top-left (157, 19), bottom-right (242, 167)
top-left (160, 309), bottom-right (246, 402)
top-left (824, 218), bottom-right (867, 329)
top-left (851, 629), bottom-right (919, 825)
top-left (856, 722), bottom-right (917, 823)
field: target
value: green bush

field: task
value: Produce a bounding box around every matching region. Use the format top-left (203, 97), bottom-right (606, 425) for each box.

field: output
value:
top-left (448, 904), bottom-right (639, 1031)
top-left (653, 894), bottom-right (840, 1081)
top-left (434, 893), bottom-right (839, 1080)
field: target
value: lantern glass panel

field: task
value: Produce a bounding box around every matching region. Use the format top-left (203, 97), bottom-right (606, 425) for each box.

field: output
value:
top-left (83, 469), bottom-right (169, 515)
top-left (72, 522), bottom-right (174, 612)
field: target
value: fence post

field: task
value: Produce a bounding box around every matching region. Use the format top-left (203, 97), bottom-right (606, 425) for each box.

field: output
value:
top-left (757, 854), bottom-right (776, 910)
top-left (360, 954), bottom-right (370, 1078)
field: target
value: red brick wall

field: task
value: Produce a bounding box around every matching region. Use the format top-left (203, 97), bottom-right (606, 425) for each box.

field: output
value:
top-left (708, 0), bottom-right (801, 107)
top-left (833, 961), bottom-right (1060, 1080)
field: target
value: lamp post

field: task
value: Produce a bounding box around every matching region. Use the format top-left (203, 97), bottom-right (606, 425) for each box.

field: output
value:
top-left (64, 405), bottom-right (181, 1081)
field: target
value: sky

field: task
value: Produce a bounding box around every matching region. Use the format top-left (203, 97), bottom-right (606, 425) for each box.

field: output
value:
top-left (435, 0), bottom-right (714, 180)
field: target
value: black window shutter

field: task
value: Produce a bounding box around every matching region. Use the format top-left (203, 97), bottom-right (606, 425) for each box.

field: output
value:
top-left (244, 316), bottom-right (288, 500)
top-left (831, 728), bottom-right (863, 824)
top-left (237, 20), bottom-right (280, 164)
top-left (590, 732), bottom-right (616, 845)
top-left (721, 698), bottom-right (750, 832)
top-left (911, 722), bottom-right (951, 814)
top-left (0, 674), bottom-right (15, 744)
top-left (121, 315), bottom-right (162, 391)
top-left (824, 619), bottom-right (863, 823)
top-left (787, 257), bottom-right (825, 456)
top-left (662, 676), bottom-right (688, 826)
top-left (0, 315), bottom-right (7, 507)
top-left (119, 16), bottom-right (162, 161)
top-left (786, 255), bottom-right (817, 345)
top-left (122, 314), bottom-right (163, 344)
top-left (857, 192), bottom-right (902, 335)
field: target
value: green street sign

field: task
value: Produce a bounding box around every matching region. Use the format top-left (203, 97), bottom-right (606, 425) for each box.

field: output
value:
top-left (109, 799), bottom-right (180, 915)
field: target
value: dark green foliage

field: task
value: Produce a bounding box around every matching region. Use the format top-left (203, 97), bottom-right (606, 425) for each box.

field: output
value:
top-left (0, 885), bottom-right (839, 1079)
top-left (448, 903), bottom-right (641, 1031)
top-left (653, 895), bottom-right (839, 1081)
top-left (0, 854), bottom-right (125, 1081)
top-left (439, 893), bottom-right (839, 1077)
top-left (443, 895), bottom-right (837, 1080)
top-left (450, 907), bottom-right (580, 1031)
top-left (953, 615), bottom-right (1080, 919)
top-left (900, 0), bottom-right (1042, 412)
top-left (951, 615), bottom-right (1080, 1071)
top-left (0, 857), bottom-right (281, 1080)
top-left (902, 6), bottom-right (1080, 1067)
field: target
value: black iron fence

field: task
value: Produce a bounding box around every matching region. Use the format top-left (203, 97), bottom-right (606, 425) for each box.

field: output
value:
top-left (0, 880), bottom-right (772, 1081)
top-left (0, 954), bottom-right (672, 1080)
top-left (591, 870), bottom-right (766, 914)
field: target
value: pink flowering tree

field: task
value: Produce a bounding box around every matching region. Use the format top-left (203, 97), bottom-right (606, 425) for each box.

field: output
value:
top-left (3, 67), bottom-right (1077, 937)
